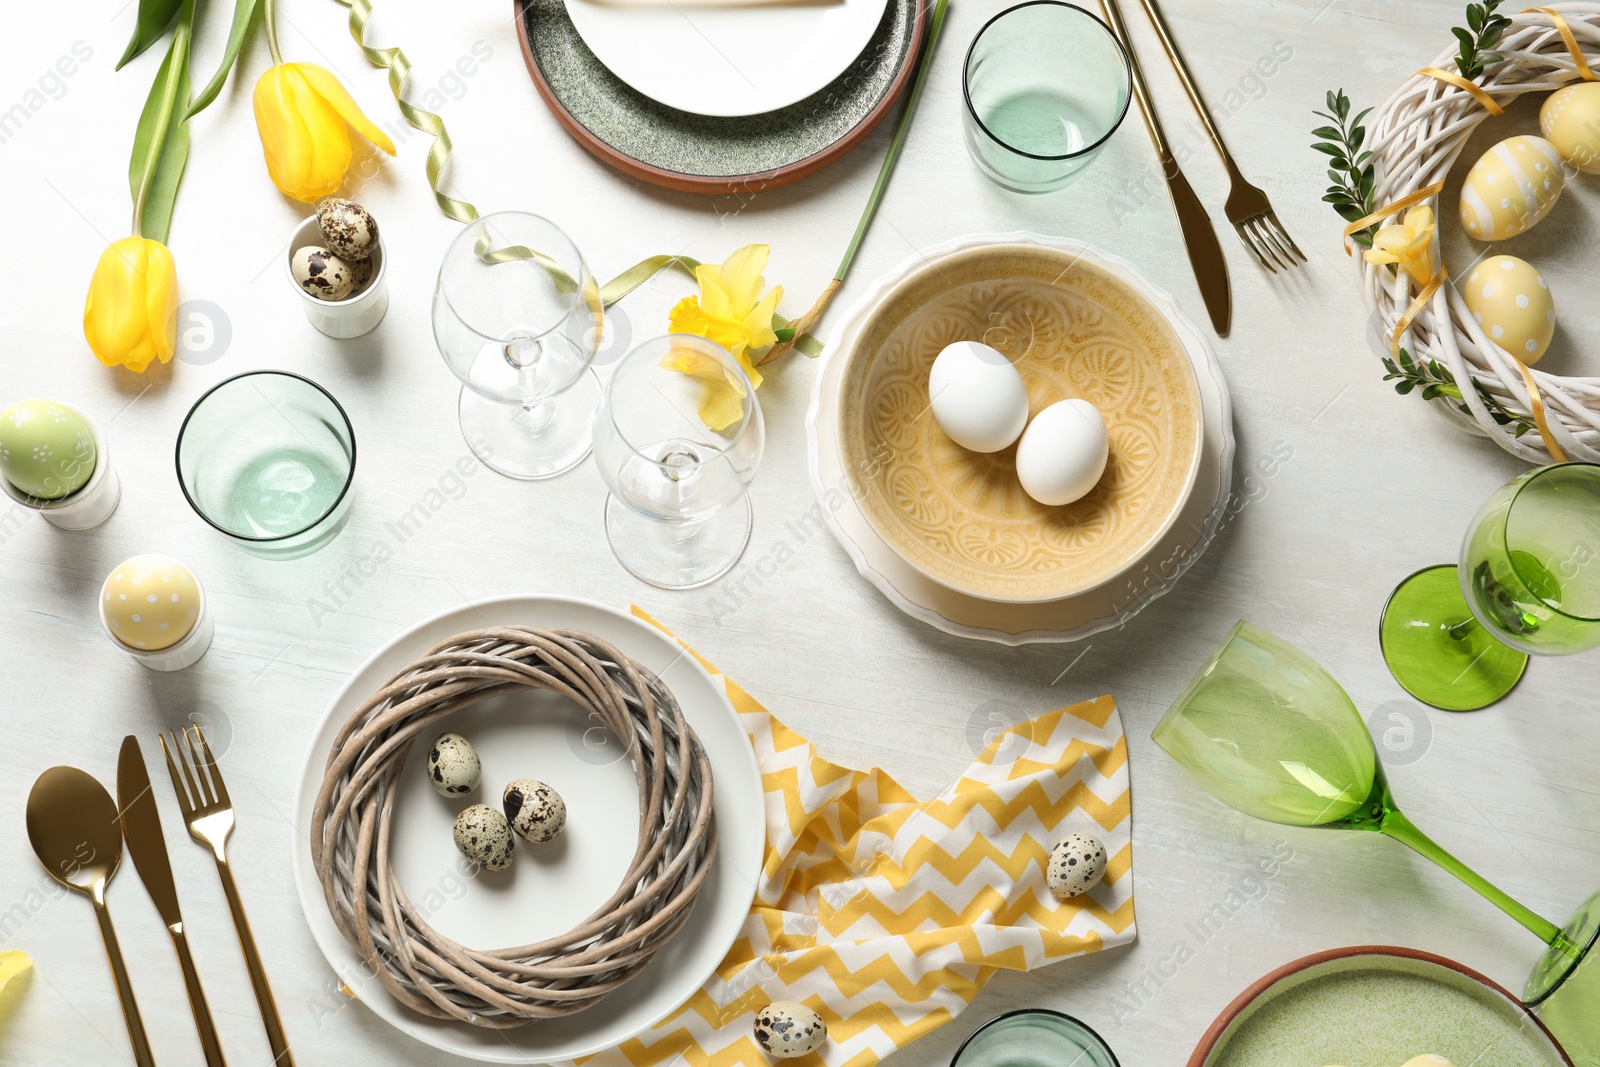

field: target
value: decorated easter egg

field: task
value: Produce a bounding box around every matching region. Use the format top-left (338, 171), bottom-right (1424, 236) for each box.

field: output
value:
top-left (0, 399), bottom-right (96, 500)
top-left (100, 555), bottom-right (202, 651)
top-left (1540, 82), bottom-right (1600, 174)
top-left (1462, 255), bottom-right (1556, 364)
top-left (1458, 135), bottom-right (1564, 240)
top-left (753, 1001), bottom-right (826, 1059)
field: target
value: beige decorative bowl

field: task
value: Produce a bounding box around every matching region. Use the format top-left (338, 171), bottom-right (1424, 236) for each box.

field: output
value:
top-left (837, 240), bottom-right (1205, 603)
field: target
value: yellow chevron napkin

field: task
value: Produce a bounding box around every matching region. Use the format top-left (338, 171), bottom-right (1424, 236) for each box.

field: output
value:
top-left (579, 610), bottom-right (1137, 1067)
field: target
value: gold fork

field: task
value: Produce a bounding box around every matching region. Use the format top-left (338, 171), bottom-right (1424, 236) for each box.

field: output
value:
top-left (161, 726), bottom-right (296, 1066)
top-left (1132, 0), bottom-right (1307, 273)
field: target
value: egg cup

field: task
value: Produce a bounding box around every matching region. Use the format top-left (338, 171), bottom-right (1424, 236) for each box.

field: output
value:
top-left (0, 407), bottom-right (120, 531)
top-left (97, 573), bottom-right (214, 672)
top-left (286, 215), bottom-right (388, 339)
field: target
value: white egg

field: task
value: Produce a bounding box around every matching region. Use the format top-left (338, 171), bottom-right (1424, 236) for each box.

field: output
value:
top-left (1458, 135), bottom-right (1564, 241)
top-left (1462, 255), bottom-right (1556, 364)
top-left (928, 341), bottom-right (1029, 453)
top-left (1014, 399), bottom-right (1109, 507)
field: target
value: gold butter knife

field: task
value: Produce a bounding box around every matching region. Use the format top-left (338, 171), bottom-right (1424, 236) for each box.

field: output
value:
top-left (1098, 0), bottom-right (1231, 335)
top-left (119, 736), bottom-right (227, 1067)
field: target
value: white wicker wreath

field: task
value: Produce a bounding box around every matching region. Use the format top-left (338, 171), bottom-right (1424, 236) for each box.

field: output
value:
top-left (1361, 4), bottom-right (1600, 463)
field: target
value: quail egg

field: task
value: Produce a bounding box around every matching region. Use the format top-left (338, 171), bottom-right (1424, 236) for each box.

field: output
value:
top-left (291, 245), bottom-right (353, 301)
top-left (502, 778), bottom-right (566, 843)
top-left (753, 1001), bottom-right (826, 1059)
top-left (426, 732), bottom-right (481, 796)
top-left (453, 804), bottom-right (514, 871)
top-left (347, 255), bottom-right (374, 295)
top-left (1046, 832), bottom-right (1107, 900)
top-left (316, 198), bottom-right (379, 261)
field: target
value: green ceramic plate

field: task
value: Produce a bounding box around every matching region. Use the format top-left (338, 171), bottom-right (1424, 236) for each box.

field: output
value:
top-left (1193, 948), bottom-right (1571, 1067)
top-left (514, 0), bottom-right (922, 194)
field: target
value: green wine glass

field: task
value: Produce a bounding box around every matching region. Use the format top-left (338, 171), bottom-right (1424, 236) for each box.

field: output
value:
top-left (1153, 621), bottom-right (1589, 1054)
top-left (1381, 462), bottom-right (1600, 711)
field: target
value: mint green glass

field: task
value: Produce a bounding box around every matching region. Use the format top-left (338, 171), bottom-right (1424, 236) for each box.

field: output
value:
top-left (1155, 621), bottom-right (1589, 1052)
top-left (1381, 462), bottom-right (1600, 711)
top-left (952, 1010), bottom-right (1118, 1067)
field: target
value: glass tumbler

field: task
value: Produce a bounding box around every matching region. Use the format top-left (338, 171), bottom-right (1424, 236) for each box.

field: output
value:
top-left (176, 370), bottom-right (356, 559)
top-left (952, 1010), bottom-right (1119, 1067)
top-left (432, 212), bottom-right (604, 480)
top-left (592, 335), bottom-right (764, 589)
top-left (962, 1), bottom-right (1132, 193)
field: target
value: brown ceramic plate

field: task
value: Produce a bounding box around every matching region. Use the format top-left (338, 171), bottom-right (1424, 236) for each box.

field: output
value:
top-left (513, 0), bottom-right (924, 194)
top-left (838, 240), bottom-right (1203, 603)
top-left (1190, 946), bottom-right (1571, 1067)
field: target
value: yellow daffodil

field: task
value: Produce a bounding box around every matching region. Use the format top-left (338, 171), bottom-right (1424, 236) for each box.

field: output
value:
top-left (83, 236), bottom-right (178, 373)
top-left (1363, 205), bottom-right (1439, 286)
top-left (253, 62), bottom-right (395, 202)
top-left (666, 244), bottom-right (782, 430)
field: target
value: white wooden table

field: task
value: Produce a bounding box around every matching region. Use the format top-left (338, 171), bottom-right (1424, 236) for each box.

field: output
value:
top-left (2, 0), bottom-right (1596, 1063)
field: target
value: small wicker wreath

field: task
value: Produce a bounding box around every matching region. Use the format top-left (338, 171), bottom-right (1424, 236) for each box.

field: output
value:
top-left (309, 627), bottom-right (716, 1028)
top-left (1361, 4), bottom-right (1600, 463)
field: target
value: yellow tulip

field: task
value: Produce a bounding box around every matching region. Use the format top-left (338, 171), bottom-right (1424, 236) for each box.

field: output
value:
top-left (83, 236), bottom-right (178, 373)
top-left (1363, 205), bottom-right (1439, 287)
top-left (253, 62), bottom-right (395, 202)
top-left (666, 244), bottom-right (782, 430)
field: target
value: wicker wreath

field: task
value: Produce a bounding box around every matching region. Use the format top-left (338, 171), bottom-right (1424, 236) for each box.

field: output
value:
top-left (308, 627), bottom-right (716, 1027)
top-left (1361, 4), bottom-right (1600, 463)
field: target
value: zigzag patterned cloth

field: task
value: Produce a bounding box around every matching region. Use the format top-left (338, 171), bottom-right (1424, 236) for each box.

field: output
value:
top-left (572, 611), bottom-right (1137, 1067)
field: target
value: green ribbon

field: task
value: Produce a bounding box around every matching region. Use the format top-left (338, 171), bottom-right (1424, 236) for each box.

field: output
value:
top-left (328, 0), bottom-right (820, 356)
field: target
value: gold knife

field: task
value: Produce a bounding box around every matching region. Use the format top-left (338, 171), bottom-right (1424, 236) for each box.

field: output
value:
top-left (1098, 0), bottom-right (1232, 335)
top-left (118, 735), bottom-right (228, 1067)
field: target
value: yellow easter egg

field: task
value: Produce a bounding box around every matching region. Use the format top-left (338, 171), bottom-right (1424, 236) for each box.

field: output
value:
top-left (1458, 135), bottom-right (1565, 240)
top-left (100, 555), bottom-right (203, 651)
top-left (1540, 82), bottom-right (1600, 174)
top-left (1462, 255), bottom-right (1556, 364)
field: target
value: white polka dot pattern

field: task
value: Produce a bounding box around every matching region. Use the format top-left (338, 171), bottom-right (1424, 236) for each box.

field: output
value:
top-left (101, 554), bottom-right (203, 650)
top-left (1461, 255), bottom-right (1556, 365)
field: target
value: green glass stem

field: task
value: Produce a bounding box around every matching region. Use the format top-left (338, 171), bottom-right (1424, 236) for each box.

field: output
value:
top-left (1380, 808), bottom-right (1574, 952)
top-left (1444, 614), bottom-right (1480, 641)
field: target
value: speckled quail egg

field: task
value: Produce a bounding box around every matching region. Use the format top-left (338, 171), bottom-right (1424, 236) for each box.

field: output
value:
top-left (502, 778), bottom-right (566, 843)
top-left (753, 1001), bottom-right (826, 1059)
top-left (291, 245), bottom-right (353, 301)
top-left (426, 732), bottom-right (481, 796)
top-left (453, 804), bottom-right (514, 871)
top-left (346, 255), bottom-right (373, 295)
top-left (316, 198), bottom-right (379, 261)
top-left (1046, 833), bottom-right (1107, 900)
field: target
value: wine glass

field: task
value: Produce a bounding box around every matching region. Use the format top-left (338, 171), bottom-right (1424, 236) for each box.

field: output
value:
top-left (1154, 621), bottom-right (1592, 1056)
top-left (592, 335), bottom-right (764, 589)
top-left (432, 212), bottom-right (604, 480)
top-left (1380, 462), bottom-right (1600, 711)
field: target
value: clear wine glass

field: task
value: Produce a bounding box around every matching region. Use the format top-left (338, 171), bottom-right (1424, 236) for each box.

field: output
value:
top-left (1380, 462), bottom-right (1600, 711)
top-left (592, 335), bottom-right (764, 589)
top-left (431, 212), bottom-right (603, 480)
top-left (1154, 620), bottom-right (1592, 1057)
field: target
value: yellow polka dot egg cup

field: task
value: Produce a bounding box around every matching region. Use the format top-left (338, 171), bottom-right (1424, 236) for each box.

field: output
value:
top-left (1461, 255), bottom-right (1556, 365)
top-left (98, 554), bottom-right (214, 671)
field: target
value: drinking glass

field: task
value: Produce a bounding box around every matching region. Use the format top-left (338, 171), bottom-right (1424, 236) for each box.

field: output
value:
top-left (952, 1010), bottom-right (1119, 1067)
top-left (592, 335), bottom-right (764, 589)
top-left (1154, 621), bottom-right (1591, 1056)
top-left (432, 212), bottom-right (603, 480)
top-left (962, 1), bottom-right (1132, 193)
top-left (175, 370), bottom-right (356, 559)
top-left (1380, 462), bottom-right (1600, 711)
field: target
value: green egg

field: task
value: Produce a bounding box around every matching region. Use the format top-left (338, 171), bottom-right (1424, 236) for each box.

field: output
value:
top-left (0, 399), bottom-right (97, 500)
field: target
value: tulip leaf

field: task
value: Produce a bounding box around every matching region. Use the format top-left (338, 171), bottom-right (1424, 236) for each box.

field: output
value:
top-left (117, 0), bottom-right (183, 69)
top-left (187, 0), bottom-right (261, 118)
top-left (129, 29), bottom-right (192, 245)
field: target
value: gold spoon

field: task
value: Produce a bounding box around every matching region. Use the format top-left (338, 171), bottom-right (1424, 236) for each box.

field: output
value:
top-left (26, 766), bottom-right (156, 1067)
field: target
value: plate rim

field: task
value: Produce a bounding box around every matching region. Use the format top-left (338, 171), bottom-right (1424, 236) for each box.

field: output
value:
top-left (561, 0), bottom-right (892, 118)
top-left (805, 231), bottom-right (1237, 644)
top-left (513, 0), bottom-right (926, 194)
top-left (288, 593), bottom-right (764, 1062)
top-left (1186, 944), bottom-right (1575, 1067)
top-left (834, 239), bottom-right (1206, 603)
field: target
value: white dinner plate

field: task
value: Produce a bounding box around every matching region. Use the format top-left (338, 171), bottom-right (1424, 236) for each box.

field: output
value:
top-left (291, 595), bottom-right (765, 1063)
top-left (563, 0), bottom-right (891, 117)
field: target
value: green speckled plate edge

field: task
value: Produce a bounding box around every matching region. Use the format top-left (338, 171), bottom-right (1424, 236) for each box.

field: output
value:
top-left (1188, 946), bottom-right (1572, 1067)
top-left (514, 0), bottom-right (923, 194)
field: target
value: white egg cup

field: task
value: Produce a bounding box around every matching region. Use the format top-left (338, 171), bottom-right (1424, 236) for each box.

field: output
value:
top-left (0, 407), bottom-right (121, 530)
top-left (286, 215), bottom-right (389, 339)
top-left (97, 575), bottom-right (215, 672)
